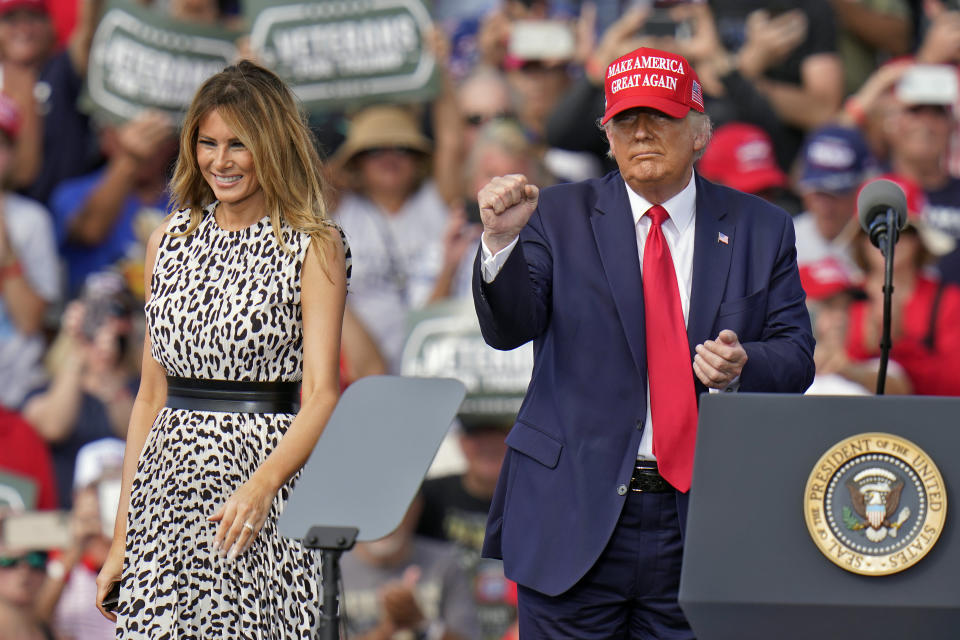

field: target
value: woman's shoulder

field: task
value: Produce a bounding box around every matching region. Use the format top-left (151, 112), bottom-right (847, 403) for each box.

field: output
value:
top-left (166, 203), bottom-right (214, 230)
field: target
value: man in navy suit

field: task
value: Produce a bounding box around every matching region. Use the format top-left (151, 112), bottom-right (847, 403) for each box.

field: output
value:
top-left (473, 46), bottom-right (814, 638)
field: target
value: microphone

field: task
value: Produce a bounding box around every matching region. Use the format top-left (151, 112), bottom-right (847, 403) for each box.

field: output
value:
top-left (857, 179), bottom-right (908, 252)
top-left (856, 178), bottom-right (909, 395)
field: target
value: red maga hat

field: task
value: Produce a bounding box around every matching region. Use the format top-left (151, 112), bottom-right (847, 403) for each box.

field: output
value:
top-left (799, 257), bottom-right (858, 301)
top-left (601, 47), bottom-right (704, 124)
top-left (0, 0), bottom-right (47, 16)
top-left (697, 122), bottom-right (786, 195)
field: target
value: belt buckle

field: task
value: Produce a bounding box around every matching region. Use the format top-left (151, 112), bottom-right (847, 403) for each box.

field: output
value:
top-left (630, 462), bottom-right (671, 493)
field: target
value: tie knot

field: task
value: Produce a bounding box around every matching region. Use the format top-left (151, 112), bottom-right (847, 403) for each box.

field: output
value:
top-left (646, 205), bottom-right (669, 226)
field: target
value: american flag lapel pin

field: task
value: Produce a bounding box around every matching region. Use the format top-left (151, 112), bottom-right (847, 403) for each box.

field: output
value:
top-left (718, 232), bottom-right (729, 245)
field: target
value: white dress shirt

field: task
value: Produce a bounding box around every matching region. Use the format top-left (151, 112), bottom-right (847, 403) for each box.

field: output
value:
top-left (480, 173), bottom-right (699, 460)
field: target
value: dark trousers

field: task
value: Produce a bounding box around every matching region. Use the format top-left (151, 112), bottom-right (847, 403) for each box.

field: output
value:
top-left (517, 489), bottom-right (695, 639)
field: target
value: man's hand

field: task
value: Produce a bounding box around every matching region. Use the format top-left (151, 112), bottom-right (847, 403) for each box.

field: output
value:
top-left (738, 9), bottom-right (808, 79)
top-left (477, 174), bottom-right (540, 254)
top-left (380, 566), bottom-right (425, 631)
top-left (583, 8), bottom-right (650, 84)
top-left (116, 111), bottom-right (175, 164)
top-left (917, 2), bottom-right (960, 64)
top-left (693, 329), bottom-right (748, 390)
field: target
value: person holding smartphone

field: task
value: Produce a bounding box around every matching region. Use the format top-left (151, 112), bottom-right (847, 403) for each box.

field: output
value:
top-left (94, 60), bottom-right (349, 638)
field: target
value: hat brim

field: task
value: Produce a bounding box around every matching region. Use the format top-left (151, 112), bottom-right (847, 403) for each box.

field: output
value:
top-left (0, 0), bottom-right (46, 15)
top-left (797, 173), bottom-right (863, 195)
top-left (911, 220), bottom-right (957, 256)
top-left (601, 95), bottom-right (691, 125)
top-left (331, 131), bottom-right (432, 167)
top-left (726, 167), bottom-right (787, 194)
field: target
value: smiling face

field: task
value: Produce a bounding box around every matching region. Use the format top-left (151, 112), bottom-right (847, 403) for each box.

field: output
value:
top-left (605, 107), bottom-right (709, 202)
top-left (0, 8), bottom-right (52, 67)
top-left (356, 148), bottom-right (421, 198)
top-left (196, 109), bottom-right (264, 216)
top-left (889, 104), bottom-right (953, 167)
top-left (802, 189), bottom-right (857, 242)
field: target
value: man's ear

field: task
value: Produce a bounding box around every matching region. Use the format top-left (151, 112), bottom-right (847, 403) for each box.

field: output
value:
top-left (693, 123), bottom-right (711, 154)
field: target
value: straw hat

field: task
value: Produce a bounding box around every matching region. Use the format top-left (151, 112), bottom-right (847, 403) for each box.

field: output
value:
top-left (332, 105), bottom-right (432, 167)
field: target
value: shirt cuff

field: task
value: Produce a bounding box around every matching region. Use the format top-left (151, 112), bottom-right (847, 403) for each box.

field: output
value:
top-left (480, 234), bottom-right (519, 283)
top-left (708, 375), bottom-right (741, 394)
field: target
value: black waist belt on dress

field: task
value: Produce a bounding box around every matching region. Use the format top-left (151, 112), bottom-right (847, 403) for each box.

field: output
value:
top-left (165, 376), bottom-right (300, 414)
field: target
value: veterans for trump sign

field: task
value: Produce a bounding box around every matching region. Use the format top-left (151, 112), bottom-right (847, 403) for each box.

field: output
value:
top-left (401, 300), bottom-right (532, 422)
top-left (247, 0), bottom-right (439, 111)
top-left (86, 0), bottom-right (238, 123)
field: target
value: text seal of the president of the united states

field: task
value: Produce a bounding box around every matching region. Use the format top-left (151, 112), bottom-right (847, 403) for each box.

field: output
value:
top-left (804, 432), bottom-right (946, 576)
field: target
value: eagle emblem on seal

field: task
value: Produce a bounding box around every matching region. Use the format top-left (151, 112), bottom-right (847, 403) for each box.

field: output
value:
top-left (843, 468), bottom-right (911, 542)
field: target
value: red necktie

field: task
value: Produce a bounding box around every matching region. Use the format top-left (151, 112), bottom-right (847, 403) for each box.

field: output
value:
top-left (642, 205), bottom-right (698, 492)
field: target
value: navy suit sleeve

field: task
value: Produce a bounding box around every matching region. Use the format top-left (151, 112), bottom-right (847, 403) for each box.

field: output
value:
top-left (472, 206), bottom-right (553, 351)
top-left (738, 213), bottom-right (815, 393)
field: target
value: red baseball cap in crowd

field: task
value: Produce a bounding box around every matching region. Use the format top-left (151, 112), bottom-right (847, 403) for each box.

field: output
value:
top-left (0, 0), bottom-right (47, 16)
top-left (697, 122), bottom-right (787, 195)
top-left (798, 257), bottom-right (858, 302)
top-left (0, 93), bottom-right (21, 142)
top-left (601, 47), bottom-right (704, 124)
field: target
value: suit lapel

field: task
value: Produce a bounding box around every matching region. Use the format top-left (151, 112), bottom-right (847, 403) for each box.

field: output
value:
top-left (687, 175), bottom-right (735, 358)
top-left (591, 175), bottom-right (647, 378)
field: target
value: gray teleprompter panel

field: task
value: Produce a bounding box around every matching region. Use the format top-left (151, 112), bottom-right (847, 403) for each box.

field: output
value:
top-left (680, 394), bottom-right (960, 640)
top-left (278, 375), bottom-right (466, 542)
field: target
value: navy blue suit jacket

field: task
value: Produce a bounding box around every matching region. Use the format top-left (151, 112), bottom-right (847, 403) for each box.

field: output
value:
top-left (473, 171), bottom-right (815, 597)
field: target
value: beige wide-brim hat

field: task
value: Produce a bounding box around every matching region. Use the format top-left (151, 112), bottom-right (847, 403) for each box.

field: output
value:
top-left (332, 105), bottom-right (433, 167)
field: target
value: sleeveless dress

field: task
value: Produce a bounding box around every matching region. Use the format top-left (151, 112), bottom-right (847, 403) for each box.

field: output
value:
top-left (115, 204), bottom-right (347, 639)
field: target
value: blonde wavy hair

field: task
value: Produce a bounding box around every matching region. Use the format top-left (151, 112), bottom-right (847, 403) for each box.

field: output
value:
top-left (169, 60), bottom-right (336, 259)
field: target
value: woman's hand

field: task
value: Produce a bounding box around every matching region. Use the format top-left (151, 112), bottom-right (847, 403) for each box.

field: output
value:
top-left (95, 539), bottom-right (125, 622)
top-left (208, 475), bottom-right (279, 561)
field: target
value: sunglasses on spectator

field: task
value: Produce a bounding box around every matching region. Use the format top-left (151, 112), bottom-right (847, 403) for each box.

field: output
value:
top-left (464, 112), bottom-right (515, 127)
top-left (357, 147), bottom-right (421, 158)
top-left (0, 551), bottom-right (48, 570)
top-left (905, 105), bottom-right (950, 116)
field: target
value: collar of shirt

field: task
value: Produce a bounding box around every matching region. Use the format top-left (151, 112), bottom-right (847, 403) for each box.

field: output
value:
top-left (624, 172), bottom-right (697, 233)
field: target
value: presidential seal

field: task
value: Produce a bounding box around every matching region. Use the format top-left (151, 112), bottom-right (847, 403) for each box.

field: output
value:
top-left (804, 433), bottom-right (946, 576)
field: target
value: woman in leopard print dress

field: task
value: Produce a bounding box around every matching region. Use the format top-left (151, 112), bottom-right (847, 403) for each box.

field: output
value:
top-left (95, 61), bottom-right (349, 638)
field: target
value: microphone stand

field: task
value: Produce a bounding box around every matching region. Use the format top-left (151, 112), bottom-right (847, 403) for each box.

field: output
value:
top-left (873, 208), bottom-right (899, 395)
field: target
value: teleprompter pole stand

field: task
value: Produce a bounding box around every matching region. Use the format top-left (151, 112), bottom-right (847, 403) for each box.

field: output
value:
top-left (277, 376), bottom-right (467, 640)
top-left (302, 526), bottom-right (359, 640)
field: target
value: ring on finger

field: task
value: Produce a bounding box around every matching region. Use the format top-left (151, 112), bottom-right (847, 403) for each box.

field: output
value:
top-left (243, 522), bottom-right (255, 532)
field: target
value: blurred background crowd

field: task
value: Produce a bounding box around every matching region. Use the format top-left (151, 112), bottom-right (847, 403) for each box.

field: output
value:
top-left (1, 0), bottom-right (960, 638)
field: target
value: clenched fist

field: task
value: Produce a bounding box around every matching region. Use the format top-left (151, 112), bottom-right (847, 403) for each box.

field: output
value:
top-left (478, 174), bottom-right (540, 254)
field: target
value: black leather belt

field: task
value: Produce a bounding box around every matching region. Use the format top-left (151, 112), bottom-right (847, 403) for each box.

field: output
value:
top-left (631, 460), bottom-right (673, 493)
top-left (165, 376), bottom-right (300, 414)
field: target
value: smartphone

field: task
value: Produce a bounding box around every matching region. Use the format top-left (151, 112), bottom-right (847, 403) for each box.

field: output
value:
top-left (629, 0), bottom-right (702, 8)
top-left (102, 581), bottom-right (121, 612)
top-left (508, 20), bottom-right (576, 61)
top-left (465, 200), bottom-right (483, 225)
top-left (2, 511), bottom-right (72, 550)
top-left (640, 10), bottom-right (692, 39)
